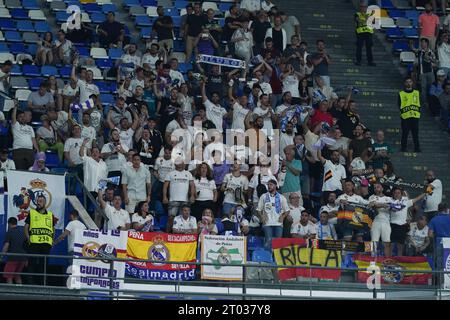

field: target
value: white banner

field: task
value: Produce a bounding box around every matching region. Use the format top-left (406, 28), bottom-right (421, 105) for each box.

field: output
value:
top-left (197, 54), bottom-right (246, 69)
top-left (72, 229), bottom-right (128, 290)
top-left (7, 170), bottom-right (66, 229)
top-left (201, 234), bottom-right (246, 281)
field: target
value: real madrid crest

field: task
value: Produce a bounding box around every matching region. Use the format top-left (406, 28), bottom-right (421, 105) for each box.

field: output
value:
top-left (29, 178), bottom-right (52, 209)
top-left (148, 235), bottom-right (170, 266)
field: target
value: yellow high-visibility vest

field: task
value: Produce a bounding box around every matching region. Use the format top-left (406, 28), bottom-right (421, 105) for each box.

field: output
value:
top-left (399, 90), bottom-right (421, 119)
top-left (29, 209), bottom-right (54, 246)
top-left (356, 12), bottom-right (374, 34)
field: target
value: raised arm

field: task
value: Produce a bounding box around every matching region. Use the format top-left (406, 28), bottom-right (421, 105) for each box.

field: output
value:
top-left (317, 148), bottom-right (326, 164)
top-left (97, 188), bottom-right (106, 209)
top-left (201, 78), bottom-right (208, 103)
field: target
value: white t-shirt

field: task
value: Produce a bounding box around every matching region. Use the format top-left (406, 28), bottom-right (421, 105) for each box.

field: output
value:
top-left (77, 79), bottom-right (100, 103)
top-left (350, 157), bottom-right (366, 171)
top-left (173, 215), bottom-right (197, 233)
top-left (131, 213), bottom-right (154, 231)
top-left (81, 155), bottom-right (108, 192)
top-left (289, 205), bottom-right (305, 226)
top-left (291, 221), bottom-right (317, 237)
top-left (169, 69), bottom-right (185, 85)
top-left (165, 170), bottom-right (194, 202)
top-left (120, 54), bottom-right (141, 74)
top-left (222, 173), bottom-right (249, 204)
top-left (62, 83), bottom-right (80, 97)
top-left (166, 119), bottom-right (181, 136)
top-left (141, 53), bottom-right (159, 70)
top-left (322, 160), bottom-right (346, 192)
top-left (12, 122), bottom-right (35, 150)
top-left (282, 75), bottom-right (300, 97)
top-left (424, 179), bottom-right (442, 212)
top-left (117, 127), bottom-right (135, 151)
top-left (64, 137), bottom-right (84, 165)
top-left (304, 130), bottom-right (319, 162)
top-left (389, 198), bottom-right (413, 226)
top-left (231, 102), bottom-right (249, 131)
top-left (54, 39), bottom-right (73, 58)
top-left (65, 220), bottom-right (86, 252)
top-left (81, 125), bottom-right (97, 148)
top-left (315, 222), bottom-right (337, 240)
top-left (279, 132), bottom-right (294, 159)
top-left (408, 222), bottom-right (429, 247)
top-left (320, 203), bottom-right (340, 216)
top-left (52, 111), bottom-right (69, 134)
top-left (194, 177), bottom-right (216, 201)
top-left (253, 106), bottom-right (274, 134)
top-left (105, 203), bottom-right (131, 230)
top-left (257, 192), bottom-right (289, 226)
top-left (259, 82), bottom-right (273, 96)
top-left (154, 156), bottom-right (174, 182)
top-left (336, 193), bottom-right (369, 206)
top-left (249, 173), bottom-right (277, 204)
top-left (101, 142), bottom-right (129, 172)
top-left (0, 159), bottom-right (15, 170)
top-left (369, 195), bottom-right (391, 223)
top-left (205, 99), bottom-right (227, 133)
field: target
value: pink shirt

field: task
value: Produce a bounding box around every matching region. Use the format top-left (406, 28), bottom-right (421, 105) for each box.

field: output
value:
top-left (419, 13), bottom-right (440, 37)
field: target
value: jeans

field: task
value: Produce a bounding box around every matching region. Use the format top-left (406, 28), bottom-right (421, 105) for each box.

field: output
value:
top-left (419, 72), bottom-right (435, 106)
top-left (262, 225), bottom-right (283, 251)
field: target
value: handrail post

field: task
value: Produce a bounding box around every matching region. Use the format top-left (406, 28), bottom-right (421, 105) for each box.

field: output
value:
top-left (242, 264), bottom-right (246, 300)
top-left (109, 259), bottom-right (114, 300)
top-left (44, 255), bottom-right (47, 286)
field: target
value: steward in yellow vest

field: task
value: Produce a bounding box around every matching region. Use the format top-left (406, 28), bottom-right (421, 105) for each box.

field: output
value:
top-left (398, 77), bottom-right (421, 152)
top-left (354, 1), bottom-right (376, 66)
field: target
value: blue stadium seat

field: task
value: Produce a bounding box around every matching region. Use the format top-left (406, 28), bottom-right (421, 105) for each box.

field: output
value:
top-left (174, 0), bottom-right (188, 9)
top-left (91, 12), bottom-right (105, 24)
top-left (158, 215), bottom-right (168, 230)
top-left (219, 3), bottom-right (232, 12)
top-left (165, 7), bottom-right (179, 16)
top-left (11, 8), bottom-right (29, 20)
top-left (28, 77), bottom-right (44, 89)
top-left (403, 28), bottom-right (418, 39)
top-left (123, 0), bottom-right (140, 8)
top-left (46, 151), bottom-right (60, 167)
top-left (41, 65), bottom-right (58, 77)
top-left (392, 40), bottom-right (410, 53)
top-left (135, 15), bottom-right (153, 27)
top-left (0, 19), bottom-right (15, 31)
top-left (178, 62), bottom-right (193, 73)
top-left (0, 43), bottom-right (8, 52)
top-left (404, 10), bottom-right (420, 20)
top-left (218, 18), bottom-right (225, 28)
top-left (56, 11), bottom-right (70, 23)
top-left (27, 43), bottom-right (37, 55)
top-left (16, 20), bottom-right (34, 32)
top-left (83, 3), bottom-right (102, 13)
top-left (96, 58), bottom-right (113, 69)
top-left (59, 65), bottom-right (72, 78)
top-left (140, 27), bottom-right (152, 39)
top-left (4, 31), bottom-right (21, 42)
top-left (94, 81), bottom-right (111, 93)
top-left (140, 0), bottom-right (157, 7)
top-left (22, 0), bottom-right (40, 10)
top-left (173, 40), bottom-right (185, 52)
top-left (381, 0), bottom-right (395, 9)
top-left (108, 48), bottom-right (123, 59)
top-left (388, 9), bottom-right (405, 19)
top-left (50, 167), bottom-right (68, 174)
top-left (247, 236), bottom-right (264, 251)
top-left (23, 65), bottom-right (41, 77)
top-left (35, 21), bottom-right (51, 33)
top-left (100, 93), bottom-right (114, 105)
top-left (76, 47), bottom-right (90, 57)
top-left (10, 64), bottom-right (21, 75)
top-left (9, 43), bottom-right (26, 54)
top-left (386, 27), bottom-right (403, 39)
top-left (172, 16), bottom-right (181, 28)
top-left (251, 249), bottom-right (273, 263)
top-left (102, 3), bottom-right (117, 13)
top-left (110, 82), bottom-right (117, 92)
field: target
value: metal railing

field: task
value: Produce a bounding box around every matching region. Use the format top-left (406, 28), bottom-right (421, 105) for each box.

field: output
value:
top-left (0, 252), bottom-right (448, 300)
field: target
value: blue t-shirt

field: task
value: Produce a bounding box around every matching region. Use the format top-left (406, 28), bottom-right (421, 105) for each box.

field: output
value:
top-left (428, 213), bottom-right (450, 244)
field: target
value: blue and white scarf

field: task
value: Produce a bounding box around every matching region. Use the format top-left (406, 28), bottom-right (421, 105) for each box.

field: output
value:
top-left (265, 192), bottom-right (282, 215)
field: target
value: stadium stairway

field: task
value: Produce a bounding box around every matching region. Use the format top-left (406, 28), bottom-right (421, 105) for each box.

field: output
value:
top-left (283, 0), bottom-right (450, 199)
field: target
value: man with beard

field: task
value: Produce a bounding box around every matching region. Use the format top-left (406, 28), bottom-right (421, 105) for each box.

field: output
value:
top-left (201, 79), bottom-right (229, 134)
top-left (279, 121), bottom-right (295, 160)
top-left (291, 210), bottom-right (317, 239)
top-left (107, 109), bottom-right (140, 151)
top-left (318, 148), bottom-right (346, 202)
top-left (369, 182), bottom-right (393, 256)
top-left (348, 124), bottom-right (372, 166)
top-left (157, 87), bottom-right (181, 134)
top-left (320, 192), bottom-right (340, 220)
top-left (252, 94), bottom-right (277, 138)
top-left (101, 128), bottom-right (129, 182)
top-left (118, 43), bottom-right (141, 81)
top-left (423, 170), bottom-right (443, 221)
top-left (24, 195), bottom-right (55, 285)
top-left (336, 99), bottom-right (361, 139)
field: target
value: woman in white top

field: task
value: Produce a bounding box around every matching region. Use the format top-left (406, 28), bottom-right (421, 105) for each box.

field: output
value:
top-left (280, 63), bottom-right (303, 101)
top-left (177, 83), bottom-right (194, 125)
top-left (231, 19), bottom-right (254, 64)
top-left (36, 32), bottom-right (54, 66)
top-left (131, 201), bottom-right (154, 232)
top-left (192, 163), bottom-right (217, 221)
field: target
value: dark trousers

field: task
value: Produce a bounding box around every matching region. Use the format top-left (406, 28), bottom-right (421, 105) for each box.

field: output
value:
top-left (12, 148), bottom-right (34, 170)
top-left (27, 243), bottom-right (52, 285)
top-left (68, 164), bottom-right (84, 195)
top-left (401, 118), bottom-right (420, 151)
top-left (356, 32), bottom-right (374, 63)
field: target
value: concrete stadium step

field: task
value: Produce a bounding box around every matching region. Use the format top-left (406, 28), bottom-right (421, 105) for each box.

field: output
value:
top-left (288, 0), bottom-right (450, 199)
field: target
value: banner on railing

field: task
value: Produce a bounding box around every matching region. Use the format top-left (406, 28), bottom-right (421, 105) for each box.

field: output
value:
top-left (443, 238), bottom-right (450, 290)
top-left (200, 234), bottom-right (246, 281)
top-left (7, 170), bottom-right (66, 229)
top-left (126, 232), bottom-right (197, 281)
top-left (72, 229), bottom-right (128, 290)
top-left (309, 239), bottom-right (372, 253)
top-left (272, 238), bottom-right (342, 281)
top-left (352, 254), bottom-right (432, 285)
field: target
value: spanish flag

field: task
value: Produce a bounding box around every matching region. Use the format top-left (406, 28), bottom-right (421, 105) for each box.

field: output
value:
top-left (352, 254), bottom-right (432, 285)
top-left (272, 238), bottom-right (342, 281)
top-left (126, 232), bottom-right (198, 280)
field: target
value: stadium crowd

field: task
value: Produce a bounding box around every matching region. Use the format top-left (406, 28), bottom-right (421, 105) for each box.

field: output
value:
top-left (0, 0), bottom-right (449, 285)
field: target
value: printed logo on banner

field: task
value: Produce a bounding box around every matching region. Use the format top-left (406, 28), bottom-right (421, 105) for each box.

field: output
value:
top-left (12, 179), bottom-right (53, 222)
top-left (381, 258), bottom-right (405, 284)
top-left (148, 235), bottom-right (170, 266)
top-left (82, 241), bottom-right (118, 263)
top-left (206, 246), bottom-right (244, 269)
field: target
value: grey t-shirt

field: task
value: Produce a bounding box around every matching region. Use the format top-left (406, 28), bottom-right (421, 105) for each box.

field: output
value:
top-left (4, 226), bottom-right (27, 261)
top-left (28, 91), bottom-right (54, 107)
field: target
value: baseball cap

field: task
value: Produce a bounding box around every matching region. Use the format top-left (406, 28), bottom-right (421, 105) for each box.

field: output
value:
top-left (437, 69), bottom-right (446, 76)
